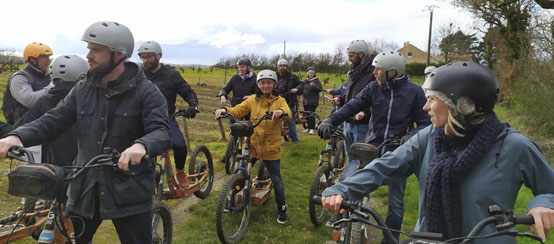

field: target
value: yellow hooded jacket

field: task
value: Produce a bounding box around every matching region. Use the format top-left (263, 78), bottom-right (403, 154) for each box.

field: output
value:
top-left (226, 94), bottom-right (291, 160)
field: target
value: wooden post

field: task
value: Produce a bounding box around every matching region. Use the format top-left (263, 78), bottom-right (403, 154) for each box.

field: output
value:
top-left (218, 119), bottom-right (226, 141)
top-left (182, 116), bottom-right (191, 152)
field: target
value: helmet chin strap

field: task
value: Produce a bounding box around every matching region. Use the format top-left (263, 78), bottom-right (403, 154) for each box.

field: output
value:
top-left (94, 52), bottom-right (126, 79)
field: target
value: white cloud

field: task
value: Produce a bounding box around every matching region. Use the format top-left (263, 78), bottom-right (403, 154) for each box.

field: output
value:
top-left (0, 0), bottom-right (474, 64)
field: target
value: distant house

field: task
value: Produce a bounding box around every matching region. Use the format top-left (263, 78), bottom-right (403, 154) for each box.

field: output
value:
top-left (397, 42), bottom-right (440, 64)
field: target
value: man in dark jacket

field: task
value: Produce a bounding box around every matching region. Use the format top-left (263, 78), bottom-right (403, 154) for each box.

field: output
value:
top-left (138, 40), bottom-right (198, 188)
top-left (319, 51), bottom-right (431, 243)
top-left (323, 40), bottom-right (375, 226)
top-left (0, 21), bottom-right (170, 244)
top-left (276, 58), bottom-right (303, 144)
top-left (13, 54), bottom-right (88, 167)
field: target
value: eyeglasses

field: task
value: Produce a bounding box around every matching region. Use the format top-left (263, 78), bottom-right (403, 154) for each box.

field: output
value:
top-left (139, 54), bottom-right (156, 60)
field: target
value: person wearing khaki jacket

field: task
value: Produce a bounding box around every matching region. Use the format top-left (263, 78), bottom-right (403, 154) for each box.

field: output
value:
top-left (215, 69), bottom-right (291, 224)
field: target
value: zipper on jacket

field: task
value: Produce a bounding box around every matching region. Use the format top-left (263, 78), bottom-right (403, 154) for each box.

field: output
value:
top-left (382, 89), bottom-right (394, 155)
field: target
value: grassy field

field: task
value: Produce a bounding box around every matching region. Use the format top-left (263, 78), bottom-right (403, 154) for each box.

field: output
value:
top-left (0, 67), bottom-right (552, 243)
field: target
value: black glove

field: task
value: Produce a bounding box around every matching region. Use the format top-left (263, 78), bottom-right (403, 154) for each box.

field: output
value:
top-left (184, 107), bottom-right (198, 119)
top-left (318, 118), bottom-right (334, 140)
top-left (400, 133), bottom-right (414, 145)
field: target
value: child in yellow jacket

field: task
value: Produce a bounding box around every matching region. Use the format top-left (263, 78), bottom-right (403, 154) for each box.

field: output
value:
top-left (215, 69), bottom-right (291, 223)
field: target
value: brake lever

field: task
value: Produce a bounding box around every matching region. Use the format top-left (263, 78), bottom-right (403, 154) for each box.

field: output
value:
top-left (517, 232), bottom-right (544, 243)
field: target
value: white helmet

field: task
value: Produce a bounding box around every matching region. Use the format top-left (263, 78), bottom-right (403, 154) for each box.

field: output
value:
top-left (424, 66), bottom-right (437, 74)
top-left (256, 70), bottom-right (278, 84)
top-left (137, 41), bottom-right (162, 56)
top-left (277, 58), bottom-right (288, 66)
top-left (49, 55), bottom-right (88, 82)
top-left (346, 40), bottom-right (370, 55)
top-left (372, 51), bottom-right (406, 75)
top-left (81, 21), bottom-right (134, 58)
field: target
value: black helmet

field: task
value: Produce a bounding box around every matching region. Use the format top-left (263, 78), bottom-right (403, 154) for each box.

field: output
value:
top-left (307, 66), bottom-right (316, 72)
top-left (237, 58), bottom-right (252, 67)
top-left (422, 62), bottom-right (498, 113)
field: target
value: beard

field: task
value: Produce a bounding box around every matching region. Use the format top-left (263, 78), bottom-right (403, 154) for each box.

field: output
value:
top-left (89, 60), bottom-right (113, 78)
top-left (144, 59), bottom-right (159, 72)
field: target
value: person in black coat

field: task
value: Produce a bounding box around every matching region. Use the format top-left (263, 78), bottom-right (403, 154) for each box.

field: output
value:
top-left (13, 55), bottom-right (88, 167)
top-left (301, 67), bottom-right (323, 134)
top-left (0, 21), bottom-right (170, 244)
top-left (138, 40), bottom-right (198, 188)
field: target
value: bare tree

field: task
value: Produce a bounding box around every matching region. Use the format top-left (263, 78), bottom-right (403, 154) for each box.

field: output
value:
top-left (367, 38), bottom-right (400, 53)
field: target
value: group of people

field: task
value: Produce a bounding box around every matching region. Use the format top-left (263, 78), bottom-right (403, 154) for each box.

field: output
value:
top-left (0, 20), bottom-right (552, 244)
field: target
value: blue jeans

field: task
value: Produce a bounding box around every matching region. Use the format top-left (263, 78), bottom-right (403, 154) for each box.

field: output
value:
top-left (339, 122), bottom-right (369, 182)
top-left (303, 105), bottom-right (317, 130)
top-left (253, 159), bottom-right (285, 206)
top-left (285, 107), bottom-right (298, 143)
top-left (169, 119), bottom-right (187, 170)
top-left (381, 177), bottom-right (406, 244)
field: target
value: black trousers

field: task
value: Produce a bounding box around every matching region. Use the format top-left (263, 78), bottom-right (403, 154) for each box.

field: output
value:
top-left (69, 202), bottom-right (152, 244)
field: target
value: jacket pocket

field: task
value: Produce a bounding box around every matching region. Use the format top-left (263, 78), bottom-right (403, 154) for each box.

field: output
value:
top-left (112, 162), bottom-right (154, 206)
top-left (112, 107), bottom-right (141, 136)
top-left (77, 105), bottom-right (95, 135)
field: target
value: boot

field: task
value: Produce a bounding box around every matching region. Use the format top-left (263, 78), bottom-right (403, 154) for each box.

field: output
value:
top-left (277, 204), bottom-right (287, 224)
top-left (176, 171), bottom-right (189, 188)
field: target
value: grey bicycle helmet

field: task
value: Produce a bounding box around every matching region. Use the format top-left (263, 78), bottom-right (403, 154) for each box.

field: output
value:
top-left (372, 51), bottom-right (406, 75)
top-left (346, 40), bottom-right (370, 55)
top-left (81, 21), bottom-right (134, 58)
top-left (49, 55), bottom-right (88, 82)
top-left (424, 66), bottom-right (437, 75)
top-left (257, 70), bottom-right (278, 84)
top-left (277, 59), bottom-right (288, 66)
top-left (137, 41), bottom-right (162, 56)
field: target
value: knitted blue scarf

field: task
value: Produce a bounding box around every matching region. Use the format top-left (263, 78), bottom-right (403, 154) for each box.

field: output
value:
top-left (424, 113), bottom-right (505, 241)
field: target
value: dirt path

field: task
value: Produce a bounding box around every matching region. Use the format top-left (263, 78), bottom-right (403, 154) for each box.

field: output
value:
top-left (169, 170), bottom-right (226, 224)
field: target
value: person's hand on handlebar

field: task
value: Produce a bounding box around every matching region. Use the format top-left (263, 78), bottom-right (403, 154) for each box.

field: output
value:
top-left (322, 194), bottom-right (347, 214)
top-left (526, 206), bottom-right (554, 240)
top-left (318, 118), bottom-right (334, 139)
top-left (214, 109), bottom-right (226, 119)
top-left (330, 97), bottom-right (341, 106)
top-left (0, 136), bottom-right (23, 158)
top-left (272, 110), bottom-right (284, 120)
top-left (118, 143), bottom-right (147, 171)
top-left (354, 111), bottom-right (365, 121)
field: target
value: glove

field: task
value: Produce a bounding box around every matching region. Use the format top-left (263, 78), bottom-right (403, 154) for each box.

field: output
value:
top-left (400, 133), bottom-right (414, 145)
top-left (318, 118), bottom-right (334, 140)
top-left (184, 107), bottom-right (198, 119)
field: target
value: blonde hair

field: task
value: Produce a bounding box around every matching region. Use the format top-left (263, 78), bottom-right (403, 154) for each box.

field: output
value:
top-left (444, 106), bottom-right (486, 137)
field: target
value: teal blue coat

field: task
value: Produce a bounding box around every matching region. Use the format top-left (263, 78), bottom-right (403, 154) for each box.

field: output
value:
top-left (323, 125), bottom-right (554, 244)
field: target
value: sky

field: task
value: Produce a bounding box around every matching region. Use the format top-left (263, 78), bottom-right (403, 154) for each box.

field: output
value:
top-left (1, 0), bottom-right (474, 65)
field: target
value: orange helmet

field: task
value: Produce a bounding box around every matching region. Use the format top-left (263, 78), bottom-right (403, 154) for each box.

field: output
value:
top-left (23, 42), bottom-right (53, 62)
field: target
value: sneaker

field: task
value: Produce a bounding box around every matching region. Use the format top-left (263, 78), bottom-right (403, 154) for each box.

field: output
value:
top-left (325, 213), bottom-right (342, 228)
top-left (223, 200), bottom-right (232, 213)
top-left (302, 128), bottom-right (309, 133)
top-left (292, 141), bottom-right (298, 145)
top-left (176, 172), bottom-right (190, 188)
top-left (309, 129), bottom-right (314, 135)
top-left (277, 204), bottom-right (287, 224)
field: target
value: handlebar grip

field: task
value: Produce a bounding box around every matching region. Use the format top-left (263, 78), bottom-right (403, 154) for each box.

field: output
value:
top-left (312, 195), bottom-right (322, 205)
top-left (311, 195), bottom-right (353, 210)
top-left (282, 113), bottom-right (288, 117)
top-left (514, 215), bottom-right (535, 225)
